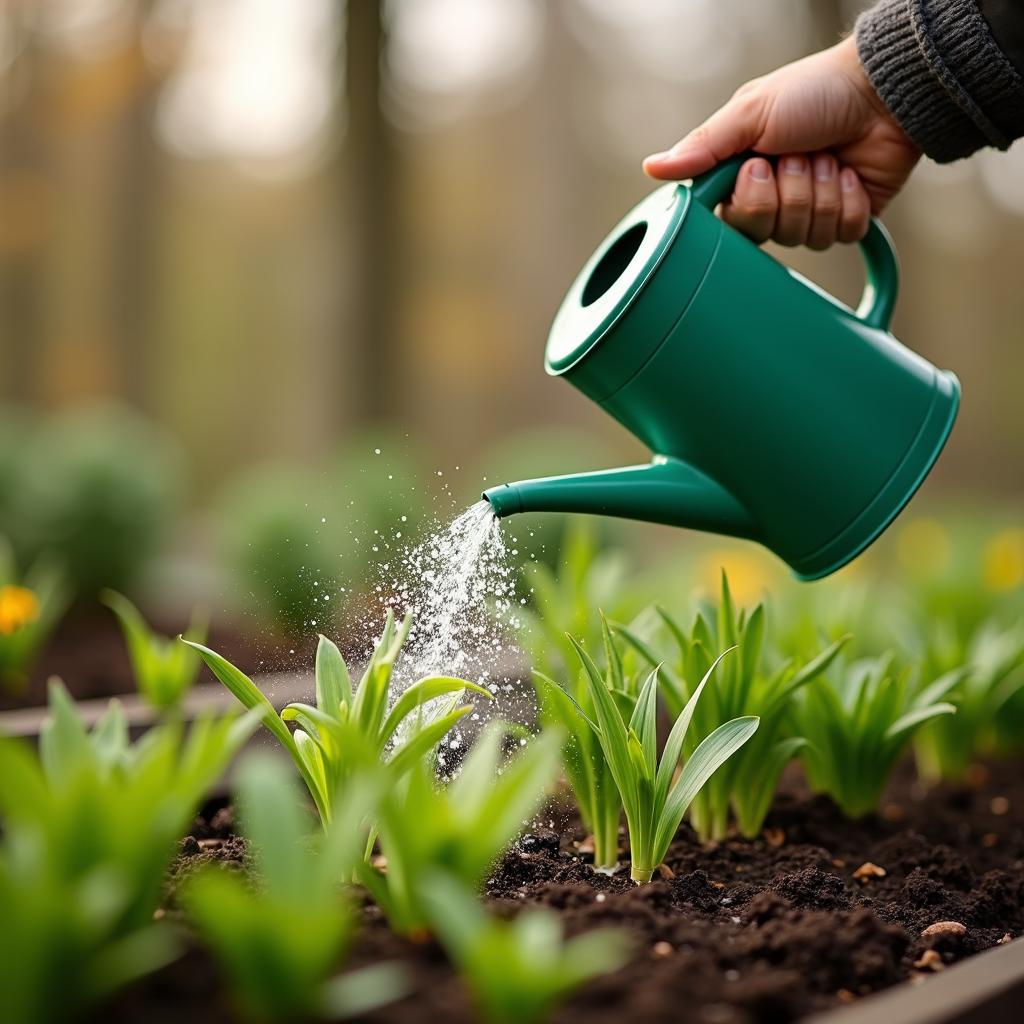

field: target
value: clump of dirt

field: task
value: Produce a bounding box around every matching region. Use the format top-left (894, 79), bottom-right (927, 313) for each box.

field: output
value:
top-left (96, 757), bottom-right (1024, 1024)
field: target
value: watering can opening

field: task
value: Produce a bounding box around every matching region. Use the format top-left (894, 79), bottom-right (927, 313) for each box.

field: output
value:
top-left (485, 152), bottom-right (960, 582)
top-left (581, 222), bottom-right (648, 307)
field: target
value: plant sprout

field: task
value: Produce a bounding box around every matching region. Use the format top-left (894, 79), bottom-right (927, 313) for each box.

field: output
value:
top-left (101, 589), bottom-right (207, 710)
top-left (904, 616), bottom-right (1024, 782)
top-left (187, 609), bottom-right (491, 825)
top-left (0, 681), bottom-right (261, 1024)
top-left (795, 653), bottom-right (958, 818)
top-left (359, 723), bottom-right (564, 936)
top-left (184, 754), bottom-right (408, 1022)
top-left (570, 638), bottom-right (758, 882)
top-left (533, 614), bottom-right (635, 872)
top-left (0, 538), bottom-right (68, 693)
top-left (520, 519), bottom-right (637, 685)
top-left (421, 869), bottom-right (631, 1024)
top-left (616, 573), bottom-right (847, 840)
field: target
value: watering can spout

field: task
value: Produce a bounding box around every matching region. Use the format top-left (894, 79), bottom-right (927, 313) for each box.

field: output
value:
top-left (483, 457), bottom-right (761, 542)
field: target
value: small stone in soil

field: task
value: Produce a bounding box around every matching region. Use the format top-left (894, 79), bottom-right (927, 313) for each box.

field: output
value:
top-left (966, 763), bottom-right (991, 787)
top-left (882, 803), bottom-right (905, 822)
top-left (650, 942), bottom-right (674, 959)
top-left (921, 921), bottom-right (966, 937)
top-left (762, 827), bottom-right (785, 847)
top-left (991, 796), bottom-right (1011, 815)
top-left (913, 950), bottom-right (945, 971)
top-left (852, 861), bottom-right (886, 883)
top-left (981, 832), bottom-right (1000, 847)
top-left (837, 990), bottom-right (856, 1004)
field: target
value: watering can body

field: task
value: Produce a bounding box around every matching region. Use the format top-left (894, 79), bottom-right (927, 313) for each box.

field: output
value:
top-left (483, 155), bottom-right (959, 581)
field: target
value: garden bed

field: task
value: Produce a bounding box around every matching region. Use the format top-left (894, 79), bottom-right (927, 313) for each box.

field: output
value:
top-left (95, 756), bottom-right (1024, 1024)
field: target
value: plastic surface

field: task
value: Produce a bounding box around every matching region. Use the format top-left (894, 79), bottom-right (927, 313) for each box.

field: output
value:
top-left (483, 153), bottom-right (960, 581)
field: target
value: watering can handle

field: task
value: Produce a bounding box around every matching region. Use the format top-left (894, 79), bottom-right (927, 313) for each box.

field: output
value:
top-left (690, 152), bottom-right (899, 332)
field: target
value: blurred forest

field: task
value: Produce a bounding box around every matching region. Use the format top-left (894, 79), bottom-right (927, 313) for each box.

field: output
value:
top-left (2, 0), bottom-right (1024, 516)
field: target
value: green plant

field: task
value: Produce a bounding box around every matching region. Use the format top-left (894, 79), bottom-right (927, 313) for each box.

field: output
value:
top-left (101, 589), bottom-right (207, 710)
top-left (616, 574), bottom-right (847, 840)
top-left (795, 653), bottom-right (958, 818)
top-left (520, 518), bottom-right (638, 684)
top-left (358, 723), bottom-right (564, 935)
top-left (897, 614), bottom-right (1024, 782)
top-left (188, 609), bottom-right (490, 825)
top-left (216, 427), bottom-right (426, 634)
top-left (184, 754), bottom-right (407, 1022)
top-left (570, 639), bottom-right (758, 882)
top-left (0, 537), bottom-right (69, 692)
top-left (0, 401), bottom-right (185, 597)
top-left (0, 681), bottom-right (260, 1024)
top-left (533, 615), bottom-right (636, 873)
top-left (421, 869), bottom-right (630, 1024)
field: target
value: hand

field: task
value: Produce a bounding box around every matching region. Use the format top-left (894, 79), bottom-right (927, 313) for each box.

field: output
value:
top-left (643, 36), bottom-right (921, 249)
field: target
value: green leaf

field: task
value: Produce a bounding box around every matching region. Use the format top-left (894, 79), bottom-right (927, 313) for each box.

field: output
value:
top-left (885, 702), bottom-right (956, 742)
top-left (655, 716), bottom-right (759, 861)
top-left (379, 676), bottom-right (491, 750)
top-left (316, 635), bottom-right (352, 718)
top-left (570, 635), bottom-right (637, 820)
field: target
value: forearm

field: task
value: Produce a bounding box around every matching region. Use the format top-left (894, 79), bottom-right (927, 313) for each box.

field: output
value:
top-left (855, 0), bottom-right (1024, 162)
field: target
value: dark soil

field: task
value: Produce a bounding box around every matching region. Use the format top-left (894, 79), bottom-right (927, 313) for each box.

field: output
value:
top-left (94, 756), bottom-right (1024, 1024)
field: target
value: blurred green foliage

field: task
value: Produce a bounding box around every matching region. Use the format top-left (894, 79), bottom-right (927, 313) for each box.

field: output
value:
top-left (0, 537), bottom-right (69, 692)
top-left (0, 682), bottom-right (260, 1024)
top-left (216, 426), bottom-right (426, 634)
top-left (0, 402), bottom-right (185, 599)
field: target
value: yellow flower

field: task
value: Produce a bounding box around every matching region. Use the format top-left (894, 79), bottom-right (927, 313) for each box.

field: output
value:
top-left (983, 529), bottom-right (1024, 593)
top-left (0, 585), bottom-right (40, 636)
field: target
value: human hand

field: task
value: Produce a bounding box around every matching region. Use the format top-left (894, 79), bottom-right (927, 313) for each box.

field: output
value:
top-left (643, 36), bottom-right (921, 249)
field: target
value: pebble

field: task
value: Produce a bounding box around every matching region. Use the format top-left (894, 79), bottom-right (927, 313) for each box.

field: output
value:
top-left (651, 941), bottom-right (674, 959)
top-left (913, 949), bottom-right (945, 971)
top-left (921, 921), bottom-right (966, 937)
top-left (991, 796), bottom-right (1011, 815)
top-left (852, 861), bottom-right (886, 883)
top-left (595, 892), bottom-right (606, 903)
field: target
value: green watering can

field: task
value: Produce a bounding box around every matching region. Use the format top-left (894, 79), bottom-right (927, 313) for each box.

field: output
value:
top-left (483, 154), bottom-right (960, 580)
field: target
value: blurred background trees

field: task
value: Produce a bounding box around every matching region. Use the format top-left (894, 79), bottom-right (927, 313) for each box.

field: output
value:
top-left (2, 0), bottom-right (1024, 622)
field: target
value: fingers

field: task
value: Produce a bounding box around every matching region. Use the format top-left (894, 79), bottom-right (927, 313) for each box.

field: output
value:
top-left (720, 158), bottom-right (777, 243)
top-left (720, 153), bottom-right (872, 247)
top-left (806, 154), bottom-right (841, 250)
top-left (643, 86), bottom-right (765, 180)
top-left (837, 167), bottom-right (871, 242)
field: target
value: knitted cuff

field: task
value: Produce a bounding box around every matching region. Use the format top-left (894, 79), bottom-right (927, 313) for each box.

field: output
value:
top-left (856, 0), bottom-right (1024, 162)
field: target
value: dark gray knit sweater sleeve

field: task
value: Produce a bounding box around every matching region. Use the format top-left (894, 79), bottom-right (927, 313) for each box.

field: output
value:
top-left (855, 0), bottom-right (1024, 162)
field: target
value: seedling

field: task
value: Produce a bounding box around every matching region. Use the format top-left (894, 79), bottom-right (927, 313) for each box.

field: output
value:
top-left (904, 616), bottom-right (1024, 782)
top-left (533, 614), bottom-right (636, 872)
top-left (0, 681), bottom-right (260, 1024)
top-left (616, 573), bottom-right (847, 840)
top-left (521, 519), bottom-right (637, 685)
top-left (184, 754), bottom-right (408, 1022)
top-left (0, 538), bottom-right (68, 693)
top-left (421, 869), bottom-right (631, 1024)
top-left (101, 589), bottom-right (207, 710)
top-left (359, 723), bottom-right (564, 935)
top-left (187, 609), bottom-right (491, 825)
top-left (570, 638), bottom-right (758, 881)
top-left (795, 653), bottom-right (958, 818)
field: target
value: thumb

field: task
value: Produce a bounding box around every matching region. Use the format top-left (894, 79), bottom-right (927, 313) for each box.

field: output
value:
top-left (643, 96), bottom-right (765, 180)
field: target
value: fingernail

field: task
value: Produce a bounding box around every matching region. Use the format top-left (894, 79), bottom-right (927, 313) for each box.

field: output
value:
top-left (782, 155), bottom-right (806, 174)
top-left (840, 168), bottom-right (857, 192)
top-left (645, 151), bottom-right (670, 163)
top-left (749, 158), bottom-right (771, 182)
top-left (814, 155), bottom-right (833, 181)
